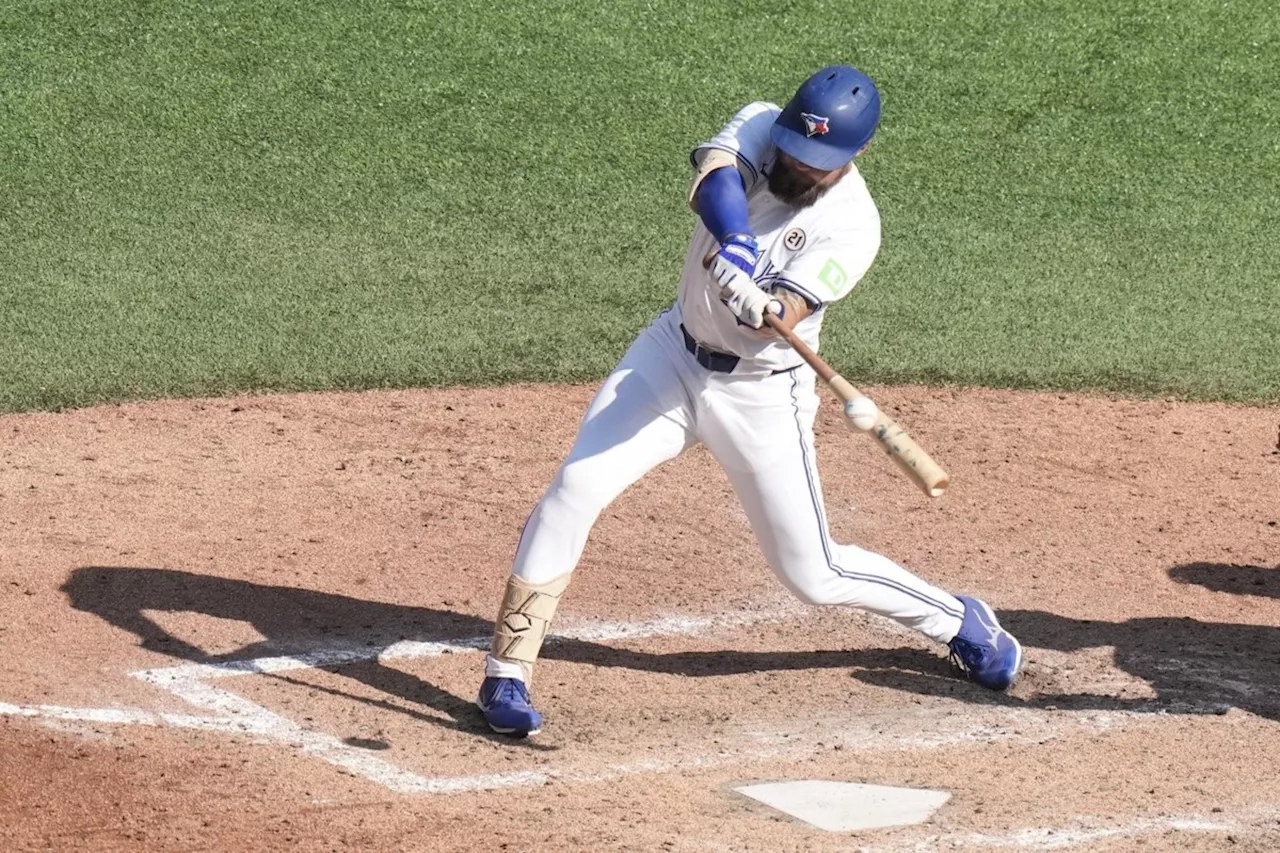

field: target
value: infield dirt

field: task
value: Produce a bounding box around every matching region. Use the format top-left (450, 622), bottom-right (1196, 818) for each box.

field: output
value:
top-left (1, 384), bottom-right (1278, 852)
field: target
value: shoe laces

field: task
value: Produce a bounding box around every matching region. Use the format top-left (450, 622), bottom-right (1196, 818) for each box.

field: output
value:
top-left (947, 637), bottom-right (991, 675)
top-left (491, 678), bottom-right (530, 706)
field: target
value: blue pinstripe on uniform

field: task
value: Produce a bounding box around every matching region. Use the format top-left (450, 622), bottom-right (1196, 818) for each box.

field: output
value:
top-left (787, 372), bottom-right (964, 619)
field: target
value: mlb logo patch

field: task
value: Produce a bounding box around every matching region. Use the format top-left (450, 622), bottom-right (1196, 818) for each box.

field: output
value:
top-left (800, 112), bottom-right (830, 137)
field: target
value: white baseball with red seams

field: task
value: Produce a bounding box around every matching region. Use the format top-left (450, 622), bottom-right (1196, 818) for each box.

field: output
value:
top-left (483, 101), bottom-right (971, 689)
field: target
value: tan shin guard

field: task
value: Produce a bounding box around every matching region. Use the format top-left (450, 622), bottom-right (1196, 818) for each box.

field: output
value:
top-left (490, 573), bottom-right (571, 686)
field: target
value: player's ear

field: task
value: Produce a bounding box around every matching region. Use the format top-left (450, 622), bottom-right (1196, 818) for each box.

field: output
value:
top-left (855, 142), bottom-right (871, 158)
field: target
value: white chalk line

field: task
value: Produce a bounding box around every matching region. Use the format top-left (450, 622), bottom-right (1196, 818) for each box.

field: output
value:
top-left (5, 704), bottom-right (1273, 851)
top-left (959, 817), bottom-right (1232, 850)
top-left (0, 702), bottom-right (981, 795)
top-left (0, 701), bottom-right (252, 733)
top-left (0, 605), bottom-right (809, 795)
top-left (870, 806), bottom-right (1280, 852)
top-left (131, 606), bottom-right (805, 686)
top-left (128, 604), bottom-right (819, 794)
top-left (0, 603), bottom-right (1251, 799)
top-left (0, 697), bottom-right (1192, 799)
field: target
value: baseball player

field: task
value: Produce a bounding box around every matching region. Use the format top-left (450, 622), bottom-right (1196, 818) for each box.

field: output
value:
top-left (478, 65), bottom-right (1023, 736)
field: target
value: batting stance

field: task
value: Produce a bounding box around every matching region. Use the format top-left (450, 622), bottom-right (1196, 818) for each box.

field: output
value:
top-left (478, 65), bottom-right (1023, 736)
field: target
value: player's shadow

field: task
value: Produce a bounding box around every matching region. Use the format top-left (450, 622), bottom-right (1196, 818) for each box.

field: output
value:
top-left (62, 566), bottom-right (949, 740)
top-left (849, 585), bottom-right (1280, 722)
top-left (62, 566), bottom-right (520, 744)
top-left (1168, 561), bottom-right (1280, 599)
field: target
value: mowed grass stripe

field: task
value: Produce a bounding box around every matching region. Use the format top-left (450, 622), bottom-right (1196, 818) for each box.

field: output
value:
top-left (1, 0), bottom-right (1276, 412)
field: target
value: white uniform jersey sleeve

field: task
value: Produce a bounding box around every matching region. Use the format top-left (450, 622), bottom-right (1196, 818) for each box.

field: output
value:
top-left (689, 101), bottom-right (781, 193)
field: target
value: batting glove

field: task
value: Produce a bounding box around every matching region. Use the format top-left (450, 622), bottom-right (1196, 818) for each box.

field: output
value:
top-left (715, 232), bottom-right (761, 276)
top-left (709, 255), bottom-right (783, 330)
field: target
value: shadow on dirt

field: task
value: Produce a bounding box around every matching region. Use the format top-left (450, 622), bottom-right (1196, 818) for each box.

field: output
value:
top-left (66, 566), bottom-right (1280, 734)
top-left (62, 565), bottom-right (518, 743)
top-left (1169, 561), bottom-right (1280, 599)
top-left (61, 566), bottom-right (956, 739)
top-left (850, 601), bottom-right (1280, 723)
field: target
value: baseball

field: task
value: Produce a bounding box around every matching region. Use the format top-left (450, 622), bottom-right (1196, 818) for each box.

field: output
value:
top-left (843, 396), bottom-right (879, 432)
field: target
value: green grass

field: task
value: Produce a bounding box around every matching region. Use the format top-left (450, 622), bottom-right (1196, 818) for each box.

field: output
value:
top-left (2, 0), bottom-right (1277, 412)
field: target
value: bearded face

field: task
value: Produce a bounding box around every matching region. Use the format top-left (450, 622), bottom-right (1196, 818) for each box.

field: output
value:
top-left (766, 153), bottom-right (842, 208)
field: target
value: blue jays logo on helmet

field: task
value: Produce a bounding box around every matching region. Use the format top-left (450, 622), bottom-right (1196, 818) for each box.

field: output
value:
top-left (800, 113), bottom-right (830, 137)
top-left (770, 65), bottom-right (882, 171)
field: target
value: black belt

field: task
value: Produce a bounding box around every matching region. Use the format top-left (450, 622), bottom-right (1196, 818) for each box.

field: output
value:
top-left (679, 324), bottom-right (801, 375)
top-left (680, 323), bottom-right (741, 372)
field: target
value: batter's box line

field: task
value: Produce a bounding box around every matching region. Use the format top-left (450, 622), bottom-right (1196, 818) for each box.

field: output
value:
top-left (123, 602), bottom-right (811, 794)
top-left (131, 599), bottom-right (811, 686)
top-left (865, 804), bottom-right (1280, 853)
top-left (1, 603), bottom-right (804, 794)
top-left (1, 602), bottom-right (1220, 797)
top-left (0, 700), bottom-right (256, 734)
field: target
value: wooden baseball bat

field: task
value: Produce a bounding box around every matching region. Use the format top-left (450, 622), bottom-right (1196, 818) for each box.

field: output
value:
top-left (763, 313), bottom-right (949, 497)
top-left (704, 247), bottom-right (949, 497)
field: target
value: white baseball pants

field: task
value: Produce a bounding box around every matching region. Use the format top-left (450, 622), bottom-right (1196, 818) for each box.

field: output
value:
top-left (503, 309), bottom-right (963, 644)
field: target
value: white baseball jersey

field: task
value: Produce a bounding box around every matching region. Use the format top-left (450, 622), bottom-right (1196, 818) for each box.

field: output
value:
top-left (677, 101), bottom-right (883, 374)
top-left (485, 99), bottom-right (970, 690)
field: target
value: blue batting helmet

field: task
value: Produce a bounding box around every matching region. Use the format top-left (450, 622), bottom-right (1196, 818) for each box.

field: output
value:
top-left (770, 65), bottom-right (881, 171)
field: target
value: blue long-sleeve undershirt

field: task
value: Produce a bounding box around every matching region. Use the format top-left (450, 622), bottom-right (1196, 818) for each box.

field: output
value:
top-left (693, 165), bottom-right (751, 244)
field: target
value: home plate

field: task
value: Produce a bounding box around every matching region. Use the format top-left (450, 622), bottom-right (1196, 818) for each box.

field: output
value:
top-left (734, 781), bottom-right (951, 832)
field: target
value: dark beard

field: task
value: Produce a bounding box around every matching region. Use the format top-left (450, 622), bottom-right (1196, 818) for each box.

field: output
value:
top-left (766, 158), bottom-right (833, 208)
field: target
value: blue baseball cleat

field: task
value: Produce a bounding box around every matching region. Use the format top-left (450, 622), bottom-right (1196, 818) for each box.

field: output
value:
top-left (477, 677), bottom-right (543, 736)
top-left (947, 596), bottom-right (1024, 690)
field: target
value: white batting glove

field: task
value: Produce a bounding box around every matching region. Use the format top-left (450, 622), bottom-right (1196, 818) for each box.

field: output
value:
top-left (708, 255), bottom-right (783, 329)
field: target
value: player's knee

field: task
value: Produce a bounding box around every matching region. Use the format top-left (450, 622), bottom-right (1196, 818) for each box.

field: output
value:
top-left (788, 577), bottom-right (844, 606)
top-left (771, 557), bottom-right (845, 606)
top-left (546, 461), bottom-right (615, 516)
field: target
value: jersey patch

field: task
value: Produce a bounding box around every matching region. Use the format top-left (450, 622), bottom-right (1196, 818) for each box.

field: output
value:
top-left (783, 228), bottom-right (807, 251)
top-left (817, 258), bottom-right (849, 298)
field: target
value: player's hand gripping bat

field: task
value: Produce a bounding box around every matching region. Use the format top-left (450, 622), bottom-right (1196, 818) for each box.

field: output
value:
top-left (704, 246), bottom-right (949, 498)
